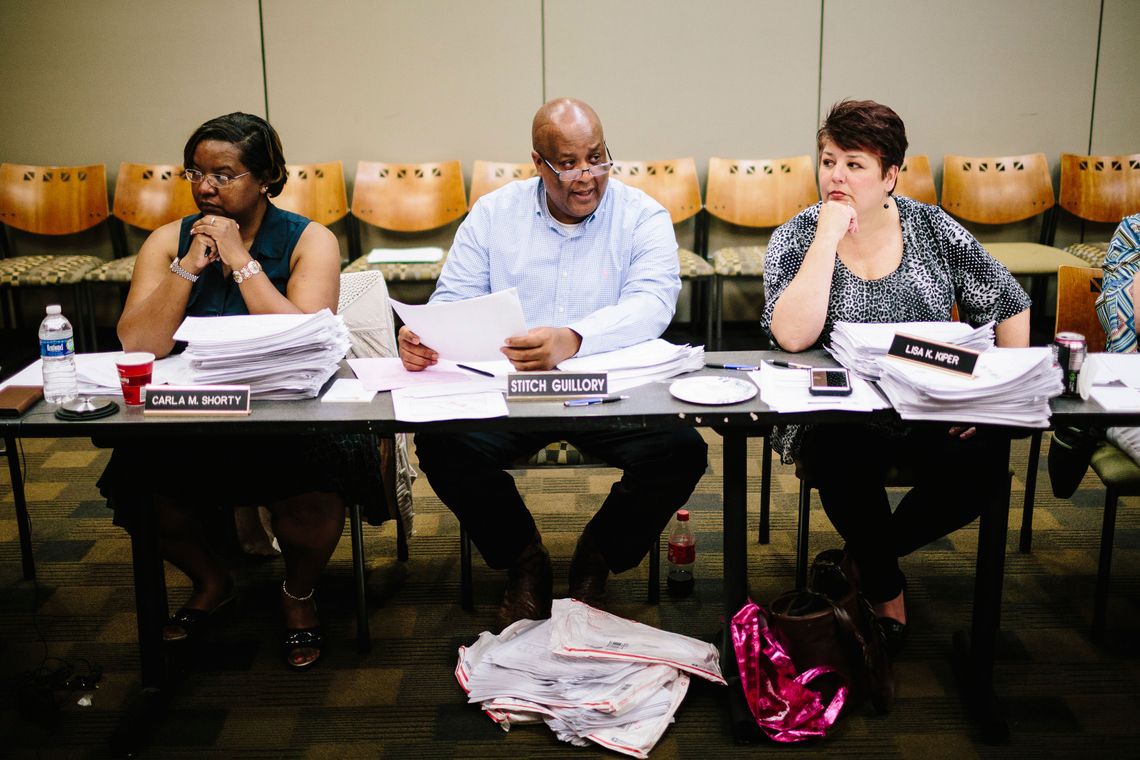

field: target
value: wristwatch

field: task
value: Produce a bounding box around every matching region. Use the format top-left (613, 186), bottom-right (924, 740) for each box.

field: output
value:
top-left (169, 257), bottom-right (199, 283)
top-left (232, 259), bottom-right (263, 284)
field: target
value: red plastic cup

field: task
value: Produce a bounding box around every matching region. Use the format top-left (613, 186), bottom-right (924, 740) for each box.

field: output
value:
top-left (115, 352), bottom-right (155, 406)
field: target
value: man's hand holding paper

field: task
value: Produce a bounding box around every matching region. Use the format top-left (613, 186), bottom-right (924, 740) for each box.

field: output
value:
top-left (393, 288), bottom-right (528, 370)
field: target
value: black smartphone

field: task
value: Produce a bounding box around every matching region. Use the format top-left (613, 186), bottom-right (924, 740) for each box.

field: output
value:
top-left (808, 367), bottom-right (852, 396)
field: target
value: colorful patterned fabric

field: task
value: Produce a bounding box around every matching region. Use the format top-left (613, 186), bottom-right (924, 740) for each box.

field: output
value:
top-left (1096, 214), bottom-right (1140, 354)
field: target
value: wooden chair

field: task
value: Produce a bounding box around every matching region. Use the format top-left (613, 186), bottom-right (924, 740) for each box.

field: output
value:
top-left (468, 160), bottom-right (537, 209)
top-left (1037, 264), bottom-right (1134, 641)
top-left (706, 155), bottom-right (819, 349)
top-left (343, 160), bottom-right (467, 282)
top-left (272, 161), bottom-right (353, 262)
top-left (0, 163), bottom-right (110, 350)
top-left (1021, 265), bottom-right (1106, 554)
top-left (894, 154), bottom-right (938, 205)
top-left (940, 153), bottom-right (1088, 322)
top-left (84, 162), bottom-right (198, 287)
top-left (1056, 152), bottom-right (1140, 267)
top-left (336, 269), bottom-right (413, 651)
top-left (611, 158), bottom-right (715, 346)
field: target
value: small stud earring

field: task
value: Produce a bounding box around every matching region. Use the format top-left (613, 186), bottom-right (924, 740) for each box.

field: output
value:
top-left (884, 192), bottom-right (891, 209)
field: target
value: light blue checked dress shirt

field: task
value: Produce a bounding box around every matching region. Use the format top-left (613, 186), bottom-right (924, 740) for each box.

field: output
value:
top-left (1096, 213), bottom-right (1140, 354)
top-left (430, 177), bottom-right (681, 357)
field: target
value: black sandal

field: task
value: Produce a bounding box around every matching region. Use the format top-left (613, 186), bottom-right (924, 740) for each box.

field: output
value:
top-left (282, 627), bottom-right (323, 671)
top-left (163, 589), bottom-right (237, 643)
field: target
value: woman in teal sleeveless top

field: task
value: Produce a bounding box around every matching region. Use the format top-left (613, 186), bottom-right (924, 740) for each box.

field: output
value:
top-left (101, 113), bottom-right (377, 671)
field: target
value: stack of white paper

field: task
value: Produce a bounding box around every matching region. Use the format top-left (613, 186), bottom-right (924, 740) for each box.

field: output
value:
top-left (456, 599), bottom-right (724, 758)
top-left (828, 321), bottom-right (995, 380)
top-left (750, 363), bottom-right (890, 413)
top-left (558, 339), bottom-right (705, 392)
top-left (877, 346), bottom-right (1063, 427)
top-left (1077, 353), bottom-right (1140, 409)
top-left (173, 309), bottom-right (350, 399)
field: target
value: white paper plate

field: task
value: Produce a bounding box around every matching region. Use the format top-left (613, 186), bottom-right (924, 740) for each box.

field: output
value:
top-left (669, 376), bottom-right (758, 405)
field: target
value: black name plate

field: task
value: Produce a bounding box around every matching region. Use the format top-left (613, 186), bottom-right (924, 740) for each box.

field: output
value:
top-left (144, 385), bottom-right (252, 415)
top-left (886, 334), bottom-right (979, 376)
top-left (507, 372), bottom-right (608, 400)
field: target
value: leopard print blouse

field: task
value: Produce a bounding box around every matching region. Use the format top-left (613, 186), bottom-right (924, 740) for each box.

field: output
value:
top-left (761, 195), bottom-right (1032, 461)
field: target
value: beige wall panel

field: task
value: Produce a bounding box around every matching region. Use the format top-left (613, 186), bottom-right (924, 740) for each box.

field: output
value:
top-left (263, 0), bottom-right (542, 171)
top-left (0, 0), bottom-right (265, 172)
top-left (822, 0), bottom-right (1099, 249)
top-left (543, 0), bottom-right (821, 170)
top-left (1090, 0), bottom-right (1140, 155)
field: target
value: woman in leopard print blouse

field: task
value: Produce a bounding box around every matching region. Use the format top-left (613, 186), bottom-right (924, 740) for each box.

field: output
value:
top-left (761, 100), bottom-right (1031, 655)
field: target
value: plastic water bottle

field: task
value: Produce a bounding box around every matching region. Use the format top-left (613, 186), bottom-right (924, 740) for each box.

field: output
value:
top-left (667, 509), bottom-right (696, 597)
top-left (39, 304), bottom-right (78, 405)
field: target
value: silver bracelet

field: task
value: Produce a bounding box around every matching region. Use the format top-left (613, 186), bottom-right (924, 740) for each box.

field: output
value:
top-left (169, 257), bottom-right (199, 283)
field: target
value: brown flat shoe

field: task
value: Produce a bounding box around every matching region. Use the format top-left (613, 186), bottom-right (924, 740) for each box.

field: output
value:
top-left (568, 530), bottom-right (610, 608)
top-left (495, 533), bottom-right (553, 631)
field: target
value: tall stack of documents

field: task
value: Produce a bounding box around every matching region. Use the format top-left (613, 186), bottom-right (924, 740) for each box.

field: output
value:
top-left (558, 339), bottom-right (705, 392)
top-left (877, 346), bottom-right (1063, 427)
top-left (173, 309), bottom-right (350, 399)
top-left (456, 599), bottom-right (725, 758)
top-left (828, 321), bottom-right (995, 380)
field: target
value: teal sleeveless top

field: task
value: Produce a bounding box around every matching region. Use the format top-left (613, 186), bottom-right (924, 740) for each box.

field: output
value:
top-left (177, 203), bottom-right (310, 317)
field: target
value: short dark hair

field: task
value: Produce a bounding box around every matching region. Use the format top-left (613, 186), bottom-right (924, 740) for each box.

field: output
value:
top-left (182, 112), bottom-right (288, 197)
top-left (817, 100), bottom-right (907, 180)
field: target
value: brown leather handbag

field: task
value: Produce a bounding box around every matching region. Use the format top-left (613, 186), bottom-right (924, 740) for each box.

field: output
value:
top-left (768, 551), bottom-right (894, 714)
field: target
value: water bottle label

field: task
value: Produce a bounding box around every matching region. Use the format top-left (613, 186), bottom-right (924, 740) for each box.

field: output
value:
top-left (40, 337), bottom-right (74, 358)
top-left (668, 543), bottom-right (695, 564)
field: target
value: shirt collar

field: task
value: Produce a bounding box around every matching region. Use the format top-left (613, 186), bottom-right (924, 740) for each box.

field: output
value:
top-left (534, 178), bottom-right (609, 231)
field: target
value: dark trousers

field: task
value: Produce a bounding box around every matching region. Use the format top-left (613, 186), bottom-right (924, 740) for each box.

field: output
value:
top-left (798, 423), bottom-right (1011, 603)
top-left (414, 428), bottom-right (708, 572)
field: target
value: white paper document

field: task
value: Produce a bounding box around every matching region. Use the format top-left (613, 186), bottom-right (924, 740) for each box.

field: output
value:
top-left (750, 363), bottom-right (889, 412)
top-left (347, 356), bottom-right (475, 391)
top-left (390, 289), bottom-right (528, 362)
top-left (366, 246), bottom-right (444, 264)
top-left (455, 599), bottom-right (722, 758)
top-left (320, 378), bottom-right (377, 403)
top-left (1, 353), bottom-right (191, 396)
top-left (558, 339), bottom-right (705, 392)
top-left (390, 386), bottom-right (508, 422)
top-left (828, 320), bottom-right (995, 380)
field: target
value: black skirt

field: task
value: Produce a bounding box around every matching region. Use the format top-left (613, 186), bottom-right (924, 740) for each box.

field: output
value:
top-left (97, 433), bottom-right (389, 530)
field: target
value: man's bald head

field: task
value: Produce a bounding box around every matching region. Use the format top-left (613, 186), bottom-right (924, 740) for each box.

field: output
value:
top-left (531, 98), bottom-right (604, 155)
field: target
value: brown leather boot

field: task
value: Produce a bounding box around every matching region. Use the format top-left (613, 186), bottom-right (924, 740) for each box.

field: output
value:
top-left (568, 529), bottom-right (610, 608)
top-left (495, 531), bottom-right (553, 631)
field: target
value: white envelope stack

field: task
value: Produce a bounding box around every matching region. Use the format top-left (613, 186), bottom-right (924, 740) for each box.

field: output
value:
top-left (173, 309), bottom-right (350, 399)
top-left (456, 599), bottom-right (725, 758)
top-left (877, 346), bottom-right (1063, 427)
top-left (828, 320), bottom-right (995, 380)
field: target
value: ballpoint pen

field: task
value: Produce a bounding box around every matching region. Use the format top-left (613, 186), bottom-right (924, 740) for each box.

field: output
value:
top-left (456, 363), bottom-right (495, 378)
top-left (766, 360), bottom-right (813, 370)
top-left (704, 362), bottom-right (759, 371)
top-left (564, 395), bottom-right (629, 407)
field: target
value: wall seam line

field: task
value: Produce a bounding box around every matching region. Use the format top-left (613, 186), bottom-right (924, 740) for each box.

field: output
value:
top-left (259, 0), bottom-right (270, 121)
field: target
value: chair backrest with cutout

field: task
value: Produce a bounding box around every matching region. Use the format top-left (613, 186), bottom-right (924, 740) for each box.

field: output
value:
top-left (352, 160), bottom-right (467, 233)
top-left (468, 160), bottom-right (538, 209)
top-left (1055, 264), bottom-right (1106, 353)
top-left (941, 152), bottom-right (1054, 225)
top-left (274, 161), bottom-right (349, 226)
top-left (705, 155), bottom-right (818, 229)
top-left (895, 154), bottom-right (938, 206)
top-left (610, 158), bottom-right (702, 225)
top-left (1059, 153), bottom-right (1140, 224)
top-left (0, 163), bottom-right (109, 235)
top-left (113, 162), bottom-right (198, 231)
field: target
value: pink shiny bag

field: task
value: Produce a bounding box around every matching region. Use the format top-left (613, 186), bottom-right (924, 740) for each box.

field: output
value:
top-left (730, 599), bottom-right (847, 742)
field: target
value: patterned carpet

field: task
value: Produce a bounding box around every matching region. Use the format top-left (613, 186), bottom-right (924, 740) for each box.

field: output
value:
top-left (1, 432), bottom-right (1138, 758)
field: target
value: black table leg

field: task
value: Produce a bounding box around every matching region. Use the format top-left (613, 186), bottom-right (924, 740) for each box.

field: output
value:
top-left (720, 430), bottom-right (759, 742)
top-left (109, 495), bottom-right (170, 756)
top-left (953, 441), bottom-right (1011, 744)
top-left (5, 432), bottom-right (35, 581)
